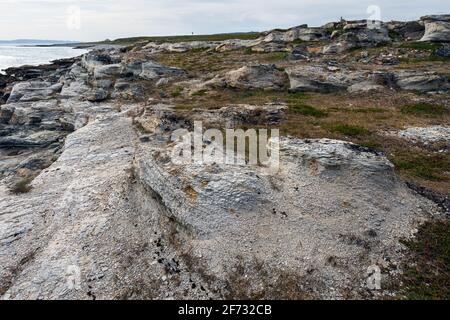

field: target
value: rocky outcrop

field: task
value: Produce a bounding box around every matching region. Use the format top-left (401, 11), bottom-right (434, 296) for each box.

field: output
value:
top-left (286, 64), bottom-right (449, 93)
top-left (420, 15), bottom-right (450, 42)
top-left (7, 81), bottom-right (62, 103)
top-left (395, 126), bottom-right (450, 144)
top-left (132, 105), bottom-right (439, 299)
top-left (323, 20), bottom-right (391, 54)
top-left (222, 64), bottom-right (288, 90)
top-left (0, 15), bottom-right (449, 300)
top-left (262, 26), bottom-right (330, 43)
top-left (286, 65), bottom-right (394, 93)
top-left (393, 71), bottom-right (450, 92)
top-left (387, 21), bottom-right (425, 41)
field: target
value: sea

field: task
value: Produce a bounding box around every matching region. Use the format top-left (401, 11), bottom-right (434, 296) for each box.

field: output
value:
top-left (0, 44), bottom-right (88, 74)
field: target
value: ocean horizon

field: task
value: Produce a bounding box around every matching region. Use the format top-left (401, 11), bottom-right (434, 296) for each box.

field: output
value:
top-left (0, 42), bottom-right (87, 73)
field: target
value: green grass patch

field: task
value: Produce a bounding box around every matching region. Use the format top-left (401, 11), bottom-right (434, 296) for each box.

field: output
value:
top-left (391, 153), bottom-right (448, 181)
top-left (171, 86), bottom-right (184, 98)
top-left (398, 220), bottom-right (450, 300)
top-left (264, 52), bottom-right (289, 62)
top-left (10, 178), bottom-right (33, 194)
top-left (290, 103), bottom-right (328, 118)
top-left (400, 103), bottom-right (447, 117)
top-left (400, 42), bottom-right (442, 51)
top-left (349, 107), bottom-right (386, 113)
top-left (191, 89), bottom-right (208, 97)
top-left (326, 124), bottom-right (369, 136)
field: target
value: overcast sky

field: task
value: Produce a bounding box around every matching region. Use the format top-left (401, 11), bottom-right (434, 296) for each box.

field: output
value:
top-left (0, 0), bottom-right (449, 41)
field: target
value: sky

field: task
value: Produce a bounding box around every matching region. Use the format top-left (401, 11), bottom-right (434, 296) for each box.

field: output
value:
top-left (0, 0), bottom-right (449, 42)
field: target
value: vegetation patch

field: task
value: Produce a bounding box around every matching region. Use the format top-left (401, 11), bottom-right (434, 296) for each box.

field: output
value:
top-left (397, 220), bottom-right (450, 300)
top-left (391, 152), bottom-right (449, 181)
top-left (289, 103), bottom-right (328, 118)
top-left (400, 103), bottom-right (447, 116)
top-left (325, 123), bottom-right (369, 136)
top-left (10, 177), bottom-right (33, 194)
top-left (349, 107), bottom-right (385, 113)
top-left (400, 42), bottom-right (442, 51)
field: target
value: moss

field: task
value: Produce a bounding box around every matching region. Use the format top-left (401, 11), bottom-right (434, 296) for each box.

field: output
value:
top-left (400, 103), bottom-right (447, 117)
top-left (10, 178), bottom-right (33, 194)
top-left (391, 153), bottom-right (449, 181)
top-left (349, 107), bottom-right (385, 113)
top-left (191, 89), bottom-right (208, 97)
top-left (400, 42), bottom-right (442, 51)
top-left (263, 52), bottom-right (288, 62)
top-left (170, 86), bottom-right (184, 98)
top-left (326, 123), bottom-right (369, 136)
top-left (398, 220), bottom-right (450, 300)
top-left (289, 103), bottom-right (328, 118)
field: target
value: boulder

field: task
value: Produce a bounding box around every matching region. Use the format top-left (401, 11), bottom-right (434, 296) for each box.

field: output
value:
top-left (323, 21), bottom-right (391, 54)
top-left (215, 39), bottom-right (259, 52)
top-left (222, 64), bottom-right (288, 90)
top-left (144, 41), bottom-right (218, 53)
top-left (387, 21), bottom-right (425, 41)
top-left (287, 65), bottom-right (369, 92)
top-left (93, 64), bottom-right (122, 79)
top-left (393, 71), bottom-right (450, 92)
top-left (0, 131), bottom-right (62, 148)
top-left (396, 125), bottom-right (450, 144)
top-left (139, 62), bottom-right (185, 80)
top-left (86, 88), bottom-right (109, 102)
top-left (420, 15), bottom-right (450, 42)
top-left (7, 81), bottom-right (62, 103)
top-left (262, 26), bottom-right (329, 43)
top-left (433, 43), bottom-right (450, 58)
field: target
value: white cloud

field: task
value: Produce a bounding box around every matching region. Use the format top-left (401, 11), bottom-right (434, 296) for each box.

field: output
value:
top-left (0, 0), bottom-right (448, 41)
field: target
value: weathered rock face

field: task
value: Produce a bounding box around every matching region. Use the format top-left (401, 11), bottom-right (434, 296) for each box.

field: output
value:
top-left (286, 65), bottom-right (394, 93)
top-left (7, 81), bottom-right (62, 103)
top-left (433, 43), bottom-right (450, 58)
top-left (387, 21), bottom-right (425, 41)
top-left (222, 64), bottom-right (288, 90)
top-left (262, 26), bottom-right (330, 43)
top-left (132, 105), bottom-right (439, 299)
top-left (323, 21), bottom-right (391, 54)
top-left (139, 61), bottom-right (185, 80)
top-left (143, 41), bottom-right (219, 53)
top-left (393, 71), bottom-right (450, 92)
top-left (286, 65), bottom-right (449, 93)
top-left (395, 125), bottom-right (450, 144)
top-left (0, 15), bottom-right (449, 300)
top-left (420, 15), bottom-right (450, 42)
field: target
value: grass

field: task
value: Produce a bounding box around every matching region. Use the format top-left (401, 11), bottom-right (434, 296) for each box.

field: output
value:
top-left (170, 86), bottom-right (184, 98)
top-left (391, 152), bottom-right (449, 181)
top-left (400, 103), bottom-right (447, 117)
top-left (325, 123), bottom-right (369, 136)
top-left (398, 220), bottom-right (450, 300)
top-left (289, 103), bottom-right (328, 117)
top-left (349, 107), bottom-right (385, 113)
top-left (263, 52), bottom-right (289, 62)
top-left (400, 42), bottom-right (442, 51)
top-left (10, 178), bottom-right (33, 194)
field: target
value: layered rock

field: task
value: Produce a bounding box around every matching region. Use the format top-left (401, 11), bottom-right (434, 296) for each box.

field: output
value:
top-left (287, 64), bottom-right (449, 93)
top-left (286, 65), bottom-right (394, 93)
top-left (420, 15), bottom-right (450, 42)
top-left (323, 20), bottom-right (391, 54)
